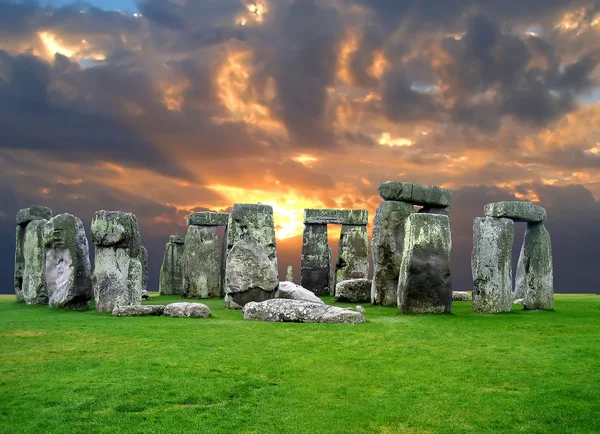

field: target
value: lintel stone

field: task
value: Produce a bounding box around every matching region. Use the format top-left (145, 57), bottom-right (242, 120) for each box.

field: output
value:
top-left (303, 209), bottom-right (368, 225)
top-left (169, 235), bottom-right (185, 244)
top-left (484, 201), bottom-right (546, 222)
top-left (16, 205), bottom-right (52, 226)
top-left (378, 182), bottom-right (451, 207)
top-left (186, 212), bottom-right (229, 227)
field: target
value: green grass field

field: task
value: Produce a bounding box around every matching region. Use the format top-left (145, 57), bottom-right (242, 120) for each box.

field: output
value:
top-left (1, 294), bottom-right (599, 433)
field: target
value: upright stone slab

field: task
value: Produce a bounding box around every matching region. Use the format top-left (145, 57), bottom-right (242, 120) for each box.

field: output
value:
top-left (471, 217), bottom-right (514, 313)
top-left (140, 245), bottom-right (148, 293)
top-left (159, 236), bottom-right (185, 295)
top-left (397, 213), bottom-right (452, 314)
top-left (371, 201), bottom-right (414, 306)
top-left (44, 213), bottom-right (93, 309)
top-left (220, 225), bottom-right (228, 297)
top-left (300, 224), bottom-right (331, 296)
top-left (21, 219), bottom-right (48, 305)
top-left (335, 225), bottom-right (369, 284)
top-left (225, 204), bottom-right (278, 307)
top-left (182, 225), bottom-right (220, 298)
top-left (91, 211), bottom-right (143, 312)
top-left (328, 246), bottom-right (335, 296)
top-left (515, 222), bottom-right (554, 310)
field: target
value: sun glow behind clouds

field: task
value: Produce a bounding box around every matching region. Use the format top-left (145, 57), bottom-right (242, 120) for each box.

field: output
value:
top-left (38, 32), bottom-right (74, 58)
top-left (378, 132), bottom-right (413, 147)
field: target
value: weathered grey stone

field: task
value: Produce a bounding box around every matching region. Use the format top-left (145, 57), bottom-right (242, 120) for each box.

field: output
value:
top-left (21, 220), bottom-right (48, 305)
top-left (471, 217), bottom-right (514, 313)
top-left (515, 222), bottom-right (554, 310)
top-left (141, 290), bottom-right (150, 300)
top-left (328, 246), bottom-right (335, 296)
top-left (418, 206), bottom-right (451, 216)
top-left (398, 214), bottom-right (453, 313)
top-left (303, 209), bottom-right (368, 225)
top-left (139, 245), bottom-right (148, 293)
top-left (91, 210), bottom-right (142, 257)
top-left (44, 214), bottom-right (93, 310)
top-left (277, 281), bottom-right (324, 304)
top-left (159, 239), bottom-right (185, 295)
top-left (371, 201), bottom-right (414, 306)
top-left (452, 291), bottom-right (470, 301)
top-left (182, 225), bottom-right (220, 298)
top-left (300, 224), bottom-right (331, 296)
top-left (243, 299), bottom-right (365, 324)
top-left (335, 278), bottom-right (372, 303)
top-left (112, 305), bottom-right (165, 316)
top-left (16, 205), bottom-right (52, 226)
top-left (355, 305), bottom-right (366, 313)
top-left (226, 204), bottom-right (277, 262)
top-left (14, 225), bottom-right (25, 302)
top-left (379, 182), bottom-right (452, 207)
top-left (164, 302), bottom-right (212, 318)
top-left (220, 225), bottom-right (228, 297)
top-left (336, 225), bottom-right (369, 284)
top-left (186, 211), bottom-right (229, 227)
top-left (169, 235), bottom-right (185, 244)
top-left (225, 240), bottom-right (278, 307)
top-left (225, 294), bottom-right (242, 310)
top-left (484, 201), bottom-right (546, 223)
top-left (285, 265), bottom-right (294, 282)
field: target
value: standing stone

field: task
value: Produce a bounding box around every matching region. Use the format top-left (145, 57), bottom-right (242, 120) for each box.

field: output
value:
top-left (140, 245), bottom-right (148, 292)
top-left (159, 235), bottom-right (185, 295)
top-left (300, 224), bottom-right (331, 296)
top-left (182, 225), bottom-right (220, 298)
top-left (471, 217), bottom-right (514, 313)
top-left (285, 265), bottom-right (294, 282)
top-left (220, 225), bottom-right (228, 297)
top-left (21, 220), bottom-right (48, 305)
top-left (328, 246), bottom-right (335, 296)
top-left (515, 222), bottom-right (554, 310)
top-left (91, 211), bottom-right (143, 312)
top-left (371, 201), bottom-right (414, 306)
top-left (43, 213), bottom-right (93, 309)
top-left (397, 213), bottom-right (452, 314)
top-left (335, 225), bottom-right (369, 284)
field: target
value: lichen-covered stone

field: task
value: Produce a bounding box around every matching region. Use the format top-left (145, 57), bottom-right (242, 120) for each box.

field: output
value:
top-left (277, 281), bottom-right (324, 304)
top-left (225, 240), bottom-right (278, 307)
top-left (159, 239), bottom-right (185, 295)
top-left (44, 213), bottom-right (93, 310)
top-left (336, 225), bottom-right (369, 284)
top-left (220, 225), bottom-right (228, 297)
top-left (91, 211), bottom-right (142, 257)
top-left (471, 217), bottom-right (514, 313)
top-left (164, 302), bottom-right (212, 318)
top-left (186, 211), bottom-right (229, 227)
top-left (303, 209), bottom-right (368, 225)
top-left (112, 305), bottom-right (165, 316)
top-left (300, 224), bottom-right (331, 295)
top-left (484, 201), bottom-right (546, 223)
top-left (328, 246), bottom-right (335, 296)
top-left (515, 222), bottom-right (554, 310)
top-left (14, 225), bottom-right (25, 302)
top-left (285, 265), bottom-right (294, 282)
top-left (169, 235), bottom-right (185, 244)
top-left (371, 201), bottom-right (414, 306)
top-left (418, 206), bottom-right (451, 216)
top-left (139, 245), bottom-right (148, 293)
top-left (379, 182), bottom-right (452, 207)
top-left (335, 278), bottom-right (372, 303)
top-left (21, 220), bottom-right (48, 305)
top-left (452, 291), bottom-right (470, 301)
top-left (226, 204), bottom-right (277, 262)
top-left (182, 225), bottom-right (220, 298)
top-left (243, 299), bottom-right (365, 324)
top-left (16, 205), bottom-right (52, 225)
top-left (398, 213), bottom-right (452, 314)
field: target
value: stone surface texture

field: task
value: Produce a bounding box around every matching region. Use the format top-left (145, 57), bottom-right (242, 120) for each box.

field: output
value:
top-left (169, 235), bottom-right (185, 244)
top-left (186, 212), bottom-right (229, 227)
top-left (182, 225), bottom-right (220, 298)
top-left (243, 299), bottom-right (365, 324)
top-left (21, 219), bottom-right (48, 305)
top-left (16, 205), bottom-right (52, 225)
top-left (285, 265), bottom-right (294, 282)
top-left (484, 201), bottom-right (546, 222)
top-left (139, 245), bottom-right (148, 293)
top-left (379, 182), bottom-right (452, 207)
top-left (112, 305), bottom-right (165, 316)
top-left (159, 238), bottom-right (185, 295)
top-left (515, 222), bottom-right (554, 310)
top-left (164, 302), bottom-right (212, 318)
top-left (303, 209), bottom-right (368, 225)
top-left (471, 217), bottom-right (515, 313)
top-left (398, 213), bottom-right (453, 313)
top-left (14, 225), bottom-right (25, 302)
top-left (452, 291), bottom-right (471, 301)
top-left (336, 225), bottom-right (369, 284)
top-left (44, 213), bottom-right (93, 309)
top-left (335, 278), bottom-right (372, 303)
top-left (300, 224), bottom-right (331, 296)
top-left (91, 211), bottom-right (142, 257)
top-left (277, 281), bottom-right (324, 304)
top-left (371, 201), bottom-right (414, 306)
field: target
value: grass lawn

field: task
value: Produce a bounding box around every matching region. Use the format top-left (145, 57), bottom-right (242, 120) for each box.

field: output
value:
top-left (0, 293), bottom-right (599, 433)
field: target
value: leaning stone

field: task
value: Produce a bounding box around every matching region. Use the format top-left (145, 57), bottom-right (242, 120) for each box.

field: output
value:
top-left (515, 222), bottom-right (554, 310)
top-left (186, 211), bottom-right (229, 227)
top-left (484, 201), bottom-right (546, 223)
top-left (452, 291), bottom-right (470, 301)
top-left (225, 240), bottom-right (278, 307)
top-left (398, 214), bottom-right (452, 313)
top-left (336, 225), bottom-right (369, 284)
top-left (285, 265), bottom-right (294, 282)
top-left (44, 213), bottom-right (93, 310)
top-left (14, 225), bottom-right (25, 302)
top-left (163, 302), bottom-right (212, 318)
top-left (159, 238), bottom-right (185, 295)
top-left (182, 225), bottom-right (220, 298)
top-left (471, 217), bottom-right (514, 313)
top-left (243, 299), bottom-right (365, 324)
top-left (21, 219), bottom-right (48, 305)
top-left (300, 224), bottom-right (331, 295)
top-left (91, 210), bottom-right (142, 257)
top-left (16, 205), bottom-right (52, 226)
top-left (335, 278), bottom-right (372, 303)
top-left (112, 305), bottom-right (165, 316)
top-left (303, 209), bottom-right (368, 225)
top-left (169, 235), bottom-right (185, 244)
top-left (379, 182), bottom-right (452, 207)
top-left (371, 201), bottom-right (414, 306)
top-left (277, 281), bottom-right (324, 304)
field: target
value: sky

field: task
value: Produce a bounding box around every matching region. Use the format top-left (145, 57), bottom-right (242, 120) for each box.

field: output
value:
top-left (1, 0), bottom-right (600, 295)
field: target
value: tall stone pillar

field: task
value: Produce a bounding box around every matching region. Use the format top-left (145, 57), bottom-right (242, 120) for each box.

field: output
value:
top-left (300, 224), bottom-right (331, 296)
top-left (182, 225), bottom-right (220, 298)
top-left (159, 235), bottom-right (185, 295)
top-left (335, 224), bottom-right (369, 284)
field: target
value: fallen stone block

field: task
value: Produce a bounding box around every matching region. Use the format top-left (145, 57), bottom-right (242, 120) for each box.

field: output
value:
top-left (277, 281), bottom-right (324, 304)
top-left (112, 305), bottom-right (166, 316)
top-left (335, 278), bottom-right (371, 303)
top-left (243, 299), bottom-right (365, 324)
top-left (163, 302), bottom-right (212, 318)
top-left (452, 291), bottom-right (470, 301)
